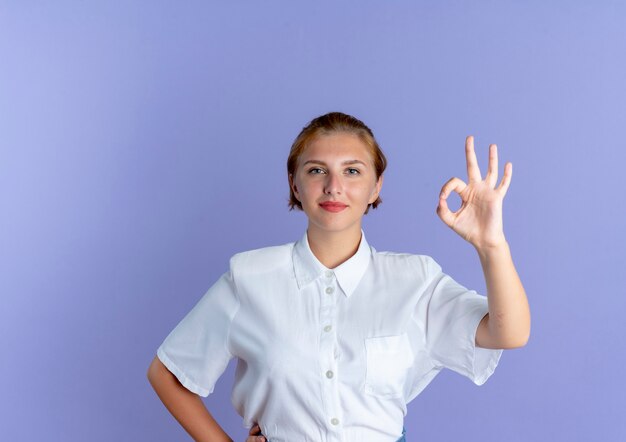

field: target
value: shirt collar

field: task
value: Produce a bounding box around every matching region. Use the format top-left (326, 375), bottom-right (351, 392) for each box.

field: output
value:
top-left (292, 228), bottom-right (372, 298)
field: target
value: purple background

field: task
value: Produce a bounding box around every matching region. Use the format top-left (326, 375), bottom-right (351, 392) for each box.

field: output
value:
top-left (1, 1), bottom-right (625, 441)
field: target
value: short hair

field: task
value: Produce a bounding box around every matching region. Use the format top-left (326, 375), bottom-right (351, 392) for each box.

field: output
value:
top-left (287, 112), bottom-right (387, 214)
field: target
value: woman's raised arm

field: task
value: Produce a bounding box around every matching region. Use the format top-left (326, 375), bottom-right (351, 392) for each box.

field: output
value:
top-left (436, 136), bottom-right (530, 349)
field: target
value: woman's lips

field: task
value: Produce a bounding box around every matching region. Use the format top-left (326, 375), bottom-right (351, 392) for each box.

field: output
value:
top-left (319, 202), bottom-right (348, 212)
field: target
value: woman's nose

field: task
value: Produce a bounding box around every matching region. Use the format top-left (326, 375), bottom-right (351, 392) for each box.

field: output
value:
top-left (324, 172), bottom-right (343, 195)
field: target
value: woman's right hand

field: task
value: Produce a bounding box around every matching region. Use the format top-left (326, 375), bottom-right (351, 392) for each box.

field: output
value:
top-left (246, 423), bottom-right (266, 442)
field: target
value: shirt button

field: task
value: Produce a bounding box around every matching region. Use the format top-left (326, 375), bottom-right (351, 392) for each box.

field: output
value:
top-left (326, 370), bottom-right (334, 379)
top-left (325, 270), bottom-right (333, 278)
top-left (324, 325), bottom-right (332, 332)
top-left (325, 287), bottom-right (334, 294)
top-left (331, 418), bottom-right (339, 426)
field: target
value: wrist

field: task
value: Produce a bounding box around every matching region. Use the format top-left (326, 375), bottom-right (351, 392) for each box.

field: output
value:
top-left (474, 238), bottom-right (510, 259)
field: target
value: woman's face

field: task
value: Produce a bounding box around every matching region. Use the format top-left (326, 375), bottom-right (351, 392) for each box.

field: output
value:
top-left (289, 132), bottom-right (383, 236)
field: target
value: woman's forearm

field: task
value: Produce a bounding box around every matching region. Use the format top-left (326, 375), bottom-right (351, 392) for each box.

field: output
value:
top-left (147, 356), bottom-right (233, 442)
top-left (476, 240), bottom-right (531, 348)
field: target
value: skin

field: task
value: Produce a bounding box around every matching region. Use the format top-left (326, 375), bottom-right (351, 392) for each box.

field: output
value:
top-left (148, 133), bottom-right (530, 441)
top-left (288, 132), bottom-right (383, 269)
top-left (437, 136), bottom-right (530, 349)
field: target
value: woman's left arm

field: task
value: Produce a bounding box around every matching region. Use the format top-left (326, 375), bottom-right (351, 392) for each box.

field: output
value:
top-left (436, 136), bottom-right (530, 350)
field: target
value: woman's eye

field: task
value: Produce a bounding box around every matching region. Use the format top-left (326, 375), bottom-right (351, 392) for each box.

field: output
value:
top-left (307, 167), bottom-right (360, 175)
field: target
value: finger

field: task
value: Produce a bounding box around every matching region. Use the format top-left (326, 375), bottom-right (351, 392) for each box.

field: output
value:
top-left (497, 162), bottom-right (513, 195)
top-left (248, 424), bottom-right (260, 435)
top-left (465, 135), bottom-right (482, 183)
top-left (437, 177), bottom-right (467, 227)
top-left (485, 144), bottom-right (498, 188)
top-left (439, 176), bottom-right (468, 201)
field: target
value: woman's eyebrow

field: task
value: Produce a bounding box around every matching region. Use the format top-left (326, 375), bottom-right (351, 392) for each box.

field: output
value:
top-left (303, 159), bottom-right (367, 167)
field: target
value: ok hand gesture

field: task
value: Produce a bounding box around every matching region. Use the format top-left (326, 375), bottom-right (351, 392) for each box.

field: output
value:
top-left (436, 136), bottom-right (512, 250)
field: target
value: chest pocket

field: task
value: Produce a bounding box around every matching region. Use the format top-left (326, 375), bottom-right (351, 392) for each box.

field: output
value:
top-left (364, 333), bottom-right (414, 398)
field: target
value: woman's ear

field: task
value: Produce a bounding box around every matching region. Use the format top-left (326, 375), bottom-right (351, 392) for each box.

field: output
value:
top-left (289, 173), bottom-right (299, 199)
top-left (369, 174), bottom-right (383, 204)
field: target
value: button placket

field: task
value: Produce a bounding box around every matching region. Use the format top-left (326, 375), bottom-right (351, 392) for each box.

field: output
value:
top-left (318, 273), bottom-right (342, 439)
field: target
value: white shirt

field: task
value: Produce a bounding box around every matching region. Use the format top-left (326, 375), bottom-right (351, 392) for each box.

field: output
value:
top-left (157, 229), bottom-right (503, 442)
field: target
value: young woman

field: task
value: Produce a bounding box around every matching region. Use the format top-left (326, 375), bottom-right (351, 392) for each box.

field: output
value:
top-left (147, 112), bottom-right (530, 442)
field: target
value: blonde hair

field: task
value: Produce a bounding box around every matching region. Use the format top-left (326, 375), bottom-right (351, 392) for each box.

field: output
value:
top-left (287, 112), bottom-right (387, 214)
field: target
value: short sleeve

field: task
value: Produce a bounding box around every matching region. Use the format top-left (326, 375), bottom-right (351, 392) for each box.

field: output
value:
top-left (417, 255), bottom-right (503, 386)
top-left (157, 265), bottom-right (240, 397)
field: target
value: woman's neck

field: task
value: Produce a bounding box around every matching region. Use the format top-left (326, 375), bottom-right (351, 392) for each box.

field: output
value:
top-left (306, 225), bottom-right (362, 269)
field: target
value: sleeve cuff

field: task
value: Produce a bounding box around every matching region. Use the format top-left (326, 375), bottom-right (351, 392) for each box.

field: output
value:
top-left (157, 346), bottom-right (213, 397)
top-left (467, 306), bottom-right (503, 386)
